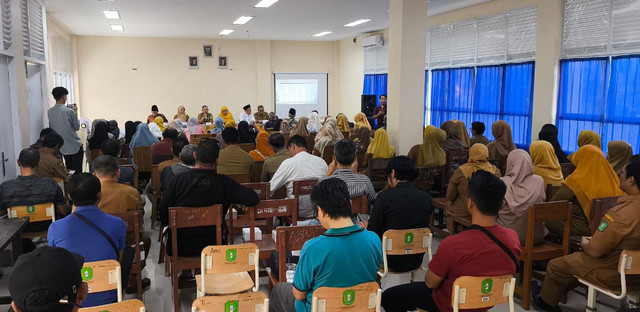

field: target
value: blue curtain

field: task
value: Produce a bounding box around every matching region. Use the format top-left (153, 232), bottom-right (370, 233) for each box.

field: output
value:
top-left (502, 63), bottom-right (535, 149)
top-left (429, 67), bottom-right (475, 128)
top-left (602, 56), bottom-right (640, 153)
top-left (363, 74), bottom-right (388, 105)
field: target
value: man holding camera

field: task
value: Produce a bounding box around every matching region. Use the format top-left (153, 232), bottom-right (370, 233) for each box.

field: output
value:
top-left (48, 87), bottom-right (83, 174)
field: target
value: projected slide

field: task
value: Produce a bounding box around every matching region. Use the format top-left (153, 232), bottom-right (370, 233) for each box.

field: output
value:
top-left (276, 79), bottom-right (318, 105)
top-left (274, 73), bottom-right (328, 117)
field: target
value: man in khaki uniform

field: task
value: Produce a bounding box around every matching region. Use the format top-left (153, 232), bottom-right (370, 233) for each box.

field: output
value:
top-left (533, 156), bottom-right (640, 312)
top-left (217, 127), bottom-right (255, 176)
top-left (262, 133), bottom-right (290, 182)
top-left (36, 133), bottom-right (69, 182)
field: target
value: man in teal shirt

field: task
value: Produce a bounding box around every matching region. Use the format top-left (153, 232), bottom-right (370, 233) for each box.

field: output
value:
top-left (269, 178), bottom-right (383, 312)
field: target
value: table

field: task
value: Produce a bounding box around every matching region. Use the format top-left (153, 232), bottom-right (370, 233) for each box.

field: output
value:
top-left (0, 216), bottom-right (29, 262)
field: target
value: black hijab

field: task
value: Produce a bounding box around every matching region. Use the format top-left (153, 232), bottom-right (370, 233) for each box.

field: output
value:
top-left (238, 121), bottom-right (256, 144)
top-left (124, 121), bottom-right (136, 144)
top-left (108, 120), bottom-right (120, 139)
top-left (88, 120), bottom-right (110, 150)
top-left (538, 124), bottom-right (569, 163)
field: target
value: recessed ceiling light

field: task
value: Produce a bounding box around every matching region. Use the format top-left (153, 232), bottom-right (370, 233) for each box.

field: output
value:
top-left (255, 0), bottom-right (278, 8)
top-left (344, 19), bottom-right (371, 27)
top-left (110, 24), bottom-right (124, 31)
top-left (219, 29), bottom-right (235, 35)
top-left (103, 10), bottom-right (120, 20)
top-left (312, 31), bottom-right (333, 37)
top-left (233, 16), bottom-right (254, 25)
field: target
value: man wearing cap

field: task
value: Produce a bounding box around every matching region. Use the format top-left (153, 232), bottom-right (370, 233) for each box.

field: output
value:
top-left (239, 104), bottom-right (255, 124)
top-left (147, 105), bottom-right (168, 124)
top-left (287, 108), bottom-right (297, 128)
top-left (10, 246), bottom-right (88, 312)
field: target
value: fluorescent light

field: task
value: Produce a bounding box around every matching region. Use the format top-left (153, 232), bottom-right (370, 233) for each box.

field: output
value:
top-left (233, 16), bottom-right (254, 25)
top-left (103, 10), bottom-right (120, 20)
top-left (110, 24), bottom-right (124, 31)
top-left (219, 29), bottom-right (235, 35)
top-left (344, 19), bottom-right (371, 27)
top-left (254, 0), bottom-right (278, 8)
top-left (312, 31), bottom-right (333, 37)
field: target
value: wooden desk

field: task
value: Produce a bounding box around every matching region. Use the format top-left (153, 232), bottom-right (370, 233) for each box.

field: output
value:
top-left (0, 217), bottom-right (29, 261)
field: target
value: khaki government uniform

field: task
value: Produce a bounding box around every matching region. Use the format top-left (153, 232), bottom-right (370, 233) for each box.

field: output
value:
top-left (217, 144), bottom-right (255, 176)
top-left (36, 147), bottom-right (68, 182)
top-left (261, 149), bottom-right (290, 182)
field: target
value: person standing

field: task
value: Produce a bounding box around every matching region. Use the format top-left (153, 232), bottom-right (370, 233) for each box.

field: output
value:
top-left (47, 87), bottom-right (83, 173)
top-left (372, 94), bottom-right (387, 129)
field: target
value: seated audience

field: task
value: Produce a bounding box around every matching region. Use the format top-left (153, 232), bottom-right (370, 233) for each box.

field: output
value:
top-left (108, 120), bottom-right (122, 141)
top-left (100, 139), bottom-right (135, 185)
top-left (568, 129), bottom-right (602, 161)
top-left (313, 121), bottom-right (342, 157)
top-left (607, 140), bottom-right (632, 176)
top-left (365, 129), bottom-right (395, 165)
top-left (198, 105), bottom-right (214, 124)
top-left (307, 112), bottom-right (322, 134)
top-left (264, 112), bottom-right (282, 131)
top-left (261, 133), bottom-right (290, 182)
top-left (548, 145), bottom-right (625, 238)
top-left (124, 121), bottom-right (138, 145)
top-left (148, 116), bottom-right (165, 139)
top-left (9, 246), bottom-right (88, 312)
top-left (446, 144), bottom-right (501, 227)
top-left (158, 137), bottom-right (187, 174)
top-left (250, 131), bottom-right (275, 162)
top-left (174, 105), bottom-right (190, 122)
top-left (217, 127), bottom-right (255, 175)
top-left (161, 144), bottom-right (196, 192)
top-left (48, 173), bottom-right (126, 307)
top-left (147, 104), bottom-right (167, 124)
top-left (30, 128), bottom-right (56, 149)
top-left (159, 139), bottom-right (260, 255)
top-left (88, 120), bottom-right (110, 151)
top-left (151, 128), bottom-right (178, 164)
top-left (185, 116), bottom-right (204, 141)
top-left (240, 104), bottom-right (255, 124)
top-left (37, 133), bottom-right (68, 181)
top-left (364, 156), bottom-right (432, 272)
top-left (0, 148), bottom-right (67, 252)
top-left (533, 156), bottom-right (640, 312)
top-left (453, 120), bottom-right (470, 149)
top-left (321, 139), bottom-right (375, 202)
top-left (218, 106), bottom-right (235, 126)
top-left (440, 121), bottom-right (463, 150)
top-left (487, 120), bottom-right (517, 166)
top-left (238, 120), bottom-right (256, 144)
top-left (269, 178), bottom-right (383, 312)
top-left (210, 117), bottom-right (225, 135)
top-left (407, 126), bottom-right (446, 168)
top-left (382, 171), bottom-right (521, 312)
top-left (290, 116), bottom-right (310, 137)
top-left (469, 121), bottom-right (490, 146)
top-left (354, 127), bottom-right (371, 154)
top-left (498, 149), bottom-right (546, 245)
top-left (269, 135), bottom-right (328, 219)
top-left (286, 108), bottom-right (297, 128)
top-left (530, 140), bottom-right (563, 186)
top-left (353, 112), bottom-right (372, 131)
top-left (335, 113), bottom-right (350, 133)
top-left (254, 105), bottom-right (269, 121)
top-left (129, 123), bottom-right (159, 162)
top-left (538, 124), bottom-right (569, 163)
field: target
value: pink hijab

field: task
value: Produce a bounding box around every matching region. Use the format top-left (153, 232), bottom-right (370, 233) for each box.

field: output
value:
top-left (500, 149), bottom-right (545, 218)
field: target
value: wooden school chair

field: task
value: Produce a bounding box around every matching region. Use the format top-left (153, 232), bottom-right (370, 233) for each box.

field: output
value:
top-left (53, 177), bottom-right (66, 197)
top-left (89, 149), bottom-right (102, 162)
top-left (191, 291), bottom-right (268, 312)
top-left (441, 149), bottom-right (469, 192)
top-left (561, 162), bottom-right (576, 178)
top-left (447, 212), bottom-right (472, 235)
top-left (429, 197), bottom-right (449, 237)
top-left (305, 134), bottom-right (316, 153)
top-left (133, 146), bottom-right (152, 188)
top-left (414, 166), bottom-right (444, 194)
top-left (8, 203), bottom-right (55, 239)
top-left (150, 164), bottom-right (161, 229)
top-left (78, 299), bottom-right (145, 312)
top-left (227, 182), bottom-right (272, 242)
top-left (516, 201), bottom-right (572, 310)
top-left (190, 134), bottom-right (216, 146)
top-left (169, 205), bottom-right (224, 312)
top-left (577, 249), bottom-right (640, 312)
top-left (253, 161), bottom-right (264, 183)
top-left (545, 184), bottom-right (562, 202)
top-left (111, 211), bottom-right (144, 300)
top-left (247, 198), bottom-right (299, 260)
top-left (227, 173), bottom-right (252, 184)
top-left (268, 225), bottom-right (326, 291)
top-left (238, 143), bottom-right (256, 154)
top-left (589, 196), bottom-right (622, 234)
top-left (350, 194), bottom-right (369, 215)
top-left (367, 158), bottom-right (391, 191)
top-left (378, 228), bottom-right (433, 280)
top-left (196, 243), bottom-right (260, 298)
top-left (320, 144), bottom-right (335, 166)
top-left (121, 144), bottom-right (130, 159)
top-left (451, 275), bottom-right (516, 312)
top-left (293, 179), bottom-right (318, 221)
top-left (82, 260), bottom-right (123, 303)
top-left (311, 281), bottom-right (381, 312)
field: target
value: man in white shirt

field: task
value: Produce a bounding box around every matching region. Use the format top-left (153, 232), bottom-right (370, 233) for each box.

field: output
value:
top-left (47, 87), bottom-right (83, 173)
top-left (239, 104), bottom-right (255, 124)
top-left (270, 135), bottom-right (328, 219)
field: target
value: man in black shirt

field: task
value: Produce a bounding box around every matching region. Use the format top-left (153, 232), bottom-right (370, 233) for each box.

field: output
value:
top-left (159, 138), bottom-right (260, 257)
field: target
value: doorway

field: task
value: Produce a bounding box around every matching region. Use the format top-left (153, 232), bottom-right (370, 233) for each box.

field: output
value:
top-left (0, 56), bottom-right (16, 183)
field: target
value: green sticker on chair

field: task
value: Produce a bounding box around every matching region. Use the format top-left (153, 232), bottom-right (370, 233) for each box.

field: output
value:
top-left (342, 289), bottom-right (355, 306)
top-left (481, 278), bottom-right (493, 294)
top-left (226, 249), bottom-right (237, 262)
top-left (26, 205), bottom-right (35, 214)
top-left (81, 267), bottom-right (93, 281)
top-left (404, 233), bottom-right (414, 245)
top-left (225, 300), bottom-right (238, 312)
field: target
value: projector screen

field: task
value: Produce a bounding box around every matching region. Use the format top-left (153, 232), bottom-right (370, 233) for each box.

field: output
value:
top-left (274, 73), bottom-right (328, 117)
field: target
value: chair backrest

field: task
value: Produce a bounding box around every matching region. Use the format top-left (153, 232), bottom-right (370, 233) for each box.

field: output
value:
top-left (238, 143), bottom-right (256, 153)
top-left (311, 281), bottom-right (381, 312)
top-left (526, 201), bottom-right (572, 254)
top-left (379, 228), bottom-right (432, 277)
top-left (293, 179), bottom-right (318, 198)
top-left (117, 158), bottom-right (131, 165)
top-left (274, 225), bottom-right (326, 282)
top-left (415, 166), bottom-right (444, 192)
top-left (90, 149), bottom-right (102, 162)
top-left (367, 158), bottom-right (391, 182)
top-left (351, 195), bottom-right (369, 215)
top-left (169, 205), bottom-right (224, 256)
top-left (200, 243), bottom-right (260, 293)
top-left (321, 145), bottom-right (335, 165)
top-left (133, 146), bottom-right (152, 172)
top-left (589, 196), bottom-right (622, 234)
top-left (545, 184), bottom-right (561, 202)
top-left (341, 131), bottom-right (350, 139)
top-left (227, 173), bottom-right (252, 184)
top-left (121, 144), bottom-right (130, 159)
top-left (442, 149), bottom-right (469, 191)
top-left (78, 299), bottom-right (145, 312)
top-left (191, 134), bottom-right (216, 146)
top-left (306, 135), bottom-right (316, 153)
top-left (560, 163), bottom-right (576, 178)
top-left (151, 165), bottom-right (161, 194)
top-left (191, 292), bottom-right (268, 312)
top-left (619, 249), bottom-right (640, 275)
top-left (241, 182), bottom-right (270, 200)
top-left (254, 161), bottom-right (264, 183)
top-left (249, 199), bottom-right (298, 241)
top-left (81, 259), bottom-right (122, 301)
top-left (8, 203), bottom-right (55, 222)
top-left (451, 275), bottom-right (515, 311)
top-left (53, 177), bottom-right (66, 196)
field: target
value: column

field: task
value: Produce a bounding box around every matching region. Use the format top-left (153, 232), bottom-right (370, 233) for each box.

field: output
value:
top-left (255, 40), bottom-right (273, 111)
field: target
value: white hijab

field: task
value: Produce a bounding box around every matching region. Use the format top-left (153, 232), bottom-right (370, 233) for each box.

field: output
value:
top-left (307, 112), bottom-right (322, 134)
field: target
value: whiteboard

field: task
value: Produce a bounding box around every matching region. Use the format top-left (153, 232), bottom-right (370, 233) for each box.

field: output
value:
top-left (274, 73), bottom-right (328, 117)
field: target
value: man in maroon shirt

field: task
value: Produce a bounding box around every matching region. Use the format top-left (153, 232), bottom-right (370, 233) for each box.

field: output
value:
top-left (382, 170), bottom-right (521, 312)
top-left (372, 94), bottom-right (387, 129)
top-left (150, 128), bottom-right (178, 164)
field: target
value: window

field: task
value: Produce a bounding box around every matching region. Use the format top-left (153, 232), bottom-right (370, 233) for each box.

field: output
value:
top-left (53, 72), bottom-right (74, 104)
top-left (426, 62), bottom-right (535, 148)
top-left (363, 38), bottom-right (388, 74)
top-left (21, 0), bottom-right (45, 61)
top-left (1, 0), bottom-right (11, 52)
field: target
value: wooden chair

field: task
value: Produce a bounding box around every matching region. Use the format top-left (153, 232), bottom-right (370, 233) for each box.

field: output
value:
top-left (561, 162), bottom-right (576, 178)
top-left (254, 161), bottom-right (264, 183)
top-left (196, 243), bottom-right (260, 298)
top-left (367, 158), bottom-right (391, 191)
top-left (267, 225), bottom-right (325, 290)
top-left (248, 199), bottom-right (299, 259)
top-left (227, 173), bottom-right (252, 184)
top-left (191, 134), bottom-right (216, 146)
top-left (121, 144), bottom-right (130, 159)
top-left (378, 228), bottom-right (432, 280)
top-left (357, 150), bottom-right (366, 172)
top-left (82, 260), bottom-right (123, 303)
top-left (111, 211), bottom-right (144, 300)
top-left (90, 149), bottom-right (102, 162)
top-left (545, 184), bottom-right (562, 202)
top-left (430, 197), bottom-right (449, 237)
top-left (350, 194), bottom-right (369, 215)
top-left (53, 177), bottom-right (66, 197)
top-left (311, 281), bottom-right (381, 312)
top-left (305, 134), bottom-right (316, 154)
top-left (341, 131), bottom-right (350, 139)
top-left (415, 166), bottom-right (445, 194)
top-left (448, 213), bottom-right (472, 235)
top-left (150, 164), bottom-right (161, 230)
top-left (227, 183), bottom-right (271, 242)
top-left (191, 291), bottom-right (268, 312)
top-left (133, 146), bottom-right (152, 188)
top-left (118, 158), bottom-right (131, 165)
top-left (451, 275), bottom-right (516, 312)
top-left (169, 205), bottom-right (224, 312)
top-left (441, 149), bottom-right (469, 192)
top-left (78, 299), bottom-right (145, 312)
top-left (577, 249), bottom-right (640, 312)
top-left (8, 203), bottom-right (55, 239)
top-left (293, 179), bottom-right (317, 199)
top-left (516, 201), bottom-right (572, 310)
top-left (321, 144), bottom-right (335, 166)
top-left (589, 196), bottom-right (621, 234)
top-left (238, 143), bottom-right (256, 153)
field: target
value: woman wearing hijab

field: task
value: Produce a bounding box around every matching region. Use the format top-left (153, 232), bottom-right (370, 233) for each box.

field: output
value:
top-left (408, 128), bottom-right (447, 168)
top-left (108, 120), bottom-right (121, 140)
top-left (354, 127), bottom-right (371, 154)
top-left (607, 140), bottom-right (632, 176)
top-left (453, 120), bottom-right (471, 149)
top-left (366, 129), bottom-right (395, 159)
top-left (250, 131), bottom-right (275, 162)
top-left (291, 116), bottom-right (310, 137)
top-left (446, 143), bottom-right (501, 224)
top-left (530, 140), bottom-right (564, 186)
top-left (498, 149), bottom-right (547, 245)
top-left (440, 121), bottom-right (463, 150)
top-left (568, 130), bottom-right (602, 161)
top-left (313, 121), bottom-right (342, 157)
top-left (307, 112), bottom-right (322, 134)
top-left (238, 121), bottom-right (256, 144)
top-left (167, 120), bottom-right (180, 131)
top-left (185, 116), bottom-right (204, 142)
top-left (354, 112), bottom-right (372, 131)
top-left (538, 124), bottom-right (569, 164)
top-left (264, 113), bottom-right (282, 131)
top-left (548, 145), bottom-right (625, 237)
top-left (173, 105), bottom-right (190, 122)
top-left (218, 106), bottom-right (235, 126)
top-left (88, 120), bottom-right (110, 150)
top-left (129, 123), bottom-right (159, 162)
top-left (336, 113), bottom-right (350, 134)
top-left (124, 121), bottom-right (137, 144)
top-left (486, 120), bottom-right (517, 166)
top-left (208, 117), bottom-right (225, 135)
top-left (147, 116), bottom-right (165, 139)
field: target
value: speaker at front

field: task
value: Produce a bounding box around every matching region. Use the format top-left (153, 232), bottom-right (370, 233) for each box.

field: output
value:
top-left (361, 95), bottom-right (377, 117)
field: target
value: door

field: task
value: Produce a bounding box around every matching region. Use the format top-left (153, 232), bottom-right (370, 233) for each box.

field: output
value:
top-left (0, 56), bottom-right (16, 183)
top-left (26, 63), bottom-right (43, 145)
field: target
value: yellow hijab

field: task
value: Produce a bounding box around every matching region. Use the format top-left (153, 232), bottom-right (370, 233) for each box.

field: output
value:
top-left (453, 120), bottom-right (471, 149)
top-left (530, 140), bottom-right (564, 186)
top-left (367, 129), bottom-right (395, 159)
top-left (225, 120), bottom-right (236, 128)
top-left (250, 131), bottom-right (275, 162)
top-left (564, 145), bottom-right (624, 220)
top-left (336, 114), bottom-right (350, 133)
top-left (459, 144), bottom-right (500, 179)
top-left (354, 113), bottom-right (372, 131)
top-left (577, 130), bottom-right (601, 149)
top-left (417, 128), bottom-right (446, 168)
top-left (423, 125), bottom-right (436, 139)
top-left (607, 140), bottom-right (633, 176)
top-left (219, 106), bottom-right (235, 125)
top-left (154, 116), bottom-right (166, 132)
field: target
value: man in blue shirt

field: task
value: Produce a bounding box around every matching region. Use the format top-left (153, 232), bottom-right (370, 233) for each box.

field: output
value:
top-left (48, 173), bottom-right (126, 308)
top-left (269, 178), bottom-right (383, 312)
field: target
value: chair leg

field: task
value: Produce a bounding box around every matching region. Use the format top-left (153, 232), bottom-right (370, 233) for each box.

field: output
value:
top-left (521, 259), bottom-right (533, 310)
top-left (165, 255), bottom-right (171, 277)
top-left (136, 263), bottom-right (143, 300)
top-left (629, 294), bottom-right (640, 308)
top-left (151, 194), bottom-right (157, 230)
top-left (586, 286), bottom-right (597, 311)
top-left (173, 264), bottom-right (180, 312)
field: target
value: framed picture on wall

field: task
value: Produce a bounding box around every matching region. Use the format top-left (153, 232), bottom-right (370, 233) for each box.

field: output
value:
top-left (218, 56), bottom-right (228, 69)
top-left (203, 45), bottom-right (213, 57)
top-left (189, 56), bottom-right (199, 69)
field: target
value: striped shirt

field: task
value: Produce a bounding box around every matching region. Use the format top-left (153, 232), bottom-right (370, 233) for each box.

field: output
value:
top-left (320, 169), bottom-right (376, 202)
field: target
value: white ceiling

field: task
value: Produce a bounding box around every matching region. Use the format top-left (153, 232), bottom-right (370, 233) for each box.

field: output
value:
top-left (44, 0), bottom-right (493, 40)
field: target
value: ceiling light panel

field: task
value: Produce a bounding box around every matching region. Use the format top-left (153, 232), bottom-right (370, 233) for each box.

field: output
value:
top-left (312, 31), bottom-right (333, 37)
top-left (255, 0), bottom-right (279, 8)
top-left (344, 19), bottom-right (371, 27)
top-left (233, 16), bottom-right (254, 25)
top-left (110, 24), bottom-right (124, 31)
top-left (219, 29), bottom-right (235, 35)
top-left (103, 10), bottom-right (120, 20)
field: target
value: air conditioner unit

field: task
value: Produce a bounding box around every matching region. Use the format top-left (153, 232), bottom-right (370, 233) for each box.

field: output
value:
top-left (361, 35), bottom-right (383, 48)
